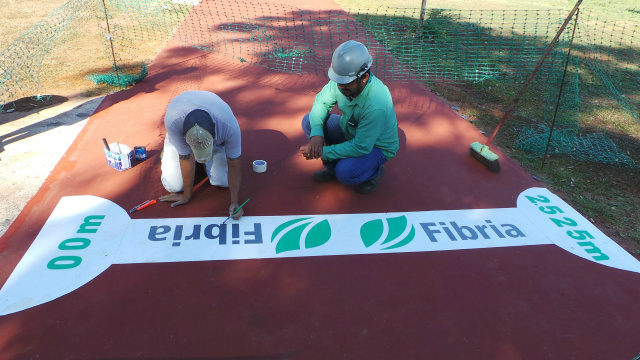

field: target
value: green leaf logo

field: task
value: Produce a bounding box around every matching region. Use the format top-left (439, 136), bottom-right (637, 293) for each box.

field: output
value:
top-left (271, 218), bottom-right (332, 254)
top-left (360, 215), bottom-right (415, 250)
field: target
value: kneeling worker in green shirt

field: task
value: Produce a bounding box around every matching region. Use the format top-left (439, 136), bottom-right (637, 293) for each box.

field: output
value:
top-left (300, 40), bottom-right (399, 194)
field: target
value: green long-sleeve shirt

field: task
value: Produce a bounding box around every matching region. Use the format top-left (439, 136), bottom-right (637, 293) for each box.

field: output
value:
top-left (309, 74), bottom-right (399, 162)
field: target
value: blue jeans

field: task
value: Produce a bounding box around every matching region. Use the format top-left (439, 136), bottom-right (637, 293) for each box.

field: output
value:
top-left (302, 113), bottom-right (387, 185)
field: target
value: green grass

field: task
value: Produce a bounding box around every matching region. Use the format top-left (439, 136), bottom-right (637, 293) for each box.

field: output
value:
top-left (338, 0), bottom-right (640, 22)
top-left (0, 0), bottom-right (70, 50)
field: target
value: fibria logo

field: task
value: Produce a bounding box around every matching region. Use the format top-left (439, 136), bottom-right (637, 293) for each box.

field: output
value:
top-left (271, 218), bottom-right (332, 254)
top-left (2, 188), bottom-right (637, 316)
top-left (360, 215), bottom-right (416, 250)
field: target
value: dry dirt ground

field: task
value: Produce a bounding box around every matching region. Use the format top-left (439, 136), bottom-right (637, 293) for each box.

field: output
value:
top-left (0, 96), bottom-right (104, 238)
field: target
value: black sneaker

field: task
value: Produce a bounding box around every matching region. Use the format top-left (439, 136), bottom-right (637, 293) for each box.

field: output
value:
top-left (313, 168), bottom-right (337, 183)
top-left (357, 165), bottom-right (385, 194)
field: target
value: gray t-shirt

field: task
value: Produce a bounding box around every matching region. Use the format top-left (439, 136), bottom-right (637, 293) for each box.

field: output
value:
top-left (164, 91), bottom-right (241, 159)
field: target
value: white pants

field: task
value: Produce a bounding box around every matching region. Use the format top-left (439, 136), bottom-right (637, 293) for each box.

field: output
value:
top-left (161, 139), bottom-right (229, 193)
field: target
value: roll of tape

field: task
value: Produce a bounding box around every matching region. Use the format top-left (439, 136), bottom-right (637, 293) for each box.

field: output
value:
top-left (253, 160), bottom-right (267, 173)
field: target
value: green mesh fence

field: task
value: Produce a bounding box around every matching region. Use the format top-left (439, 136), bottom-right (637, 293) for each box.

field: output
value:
top-left (85, 64), bottom-right (148, 86)
top-left (94, 0), bottom-right (192, 78)
top-left (580, 18), bottom-right (640, 123)
top-left (354, 8), bottom-right (575, 83)
top-left (0, 0), bottom-right (638, 167)
top-left (512, 56), bottom-right (581, 159)
top-left (574, 133), bottom-right (636, 167)
top-left (0, 0), bottom-right (100, 106)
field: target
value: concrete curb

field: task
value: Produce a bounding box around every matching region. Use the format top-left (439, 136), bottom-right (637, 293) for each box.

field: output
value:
top-left (0, 96), bottom-right (104, 237)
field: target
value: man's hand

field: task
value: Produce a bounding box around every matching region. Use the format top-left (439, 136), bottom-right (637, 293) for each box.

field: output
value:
top-left (300, 145), bottom-right (312, 159)
top-left (159, 193), bottom-right (191, 207)
top-left (300, 136), bottom-right (325, 160)
top-left (309, 136), bottom-right (324, 158)
top-left (229, 203), bottom-right (244, 220)
top-left (160, 152), bottom-right (196, 208)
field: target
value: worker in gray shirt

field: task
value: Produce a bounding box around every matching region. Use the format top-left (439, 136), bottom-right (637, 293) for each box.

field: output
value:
top-left (159, 90), bottom-right (244, 220)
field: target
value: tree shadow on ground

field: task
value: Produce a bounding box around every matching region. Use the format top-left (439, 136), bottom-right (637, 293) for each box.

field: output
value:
top-left (0, 97), bottom-right (103, 154)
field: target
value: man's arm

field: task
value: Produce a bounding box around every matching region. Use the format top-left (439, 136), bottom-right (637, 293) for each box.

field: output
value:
top-left (302, 83), bottom-right (339, 160)
top-left (308, 83), bottom-right (336, 137)
top-left (179, 153), bottom-right (196, 199)
top-left (159, 153), bottom-right (196, 207)
top-left (301, 136), bottom-right (325, 160)
top-left (322, 108), bottom-right (385, 162)
top-left (227, 156), bottom-right (243, 220)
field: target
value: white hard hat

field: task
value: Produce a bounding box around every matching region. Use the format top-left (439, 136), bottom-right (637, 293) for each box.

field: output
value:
top-left (328, 40), bottom-right (373, 84)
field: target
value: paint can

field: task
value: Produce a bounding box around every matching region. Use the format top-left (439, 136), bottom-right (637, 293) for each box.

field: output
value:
top-left (134, 146), bottom-right (147, 161)
top-left (253, 160), bottom-right (267, 173)
top-left (105, 143), bottom-right (133, 171)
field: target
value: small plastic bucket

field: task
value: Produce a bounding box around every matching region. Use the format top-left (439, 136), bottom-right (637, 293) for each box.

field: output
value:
top-left (105, 143), bottom-right (133, 171)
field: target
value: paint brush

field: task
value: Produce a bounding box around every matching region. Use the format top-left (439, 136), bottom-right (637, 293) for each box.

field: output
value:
top-left (102, 138), bottom-right (110, 151)
top-left (222, 198), bottom-right (250, 224)
top-left (116, 135), bottom-right (124, 154)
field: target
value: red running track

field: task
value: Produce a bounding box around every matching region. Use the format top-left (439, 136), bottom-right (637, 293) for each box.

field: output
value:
top-left (1, 0), bottom-right (639, 358)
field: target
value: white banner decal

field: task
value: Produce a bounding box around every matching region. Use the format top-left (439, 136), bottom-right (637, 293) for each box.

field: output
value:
top-left (1, 187), bottom-right (638, 315)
